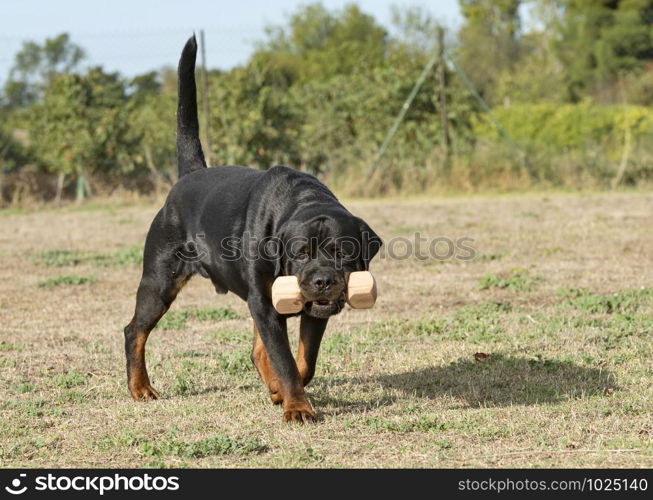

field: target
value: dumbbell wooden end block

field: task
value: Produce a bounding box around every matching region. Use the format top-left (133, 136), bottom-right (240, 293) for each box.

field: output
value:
top-left (346, 271), bottom-right (377, 309)
top-left (271, 276), bottom-right (304, 314)
top-left (271, 271), bottom-right (377, 314)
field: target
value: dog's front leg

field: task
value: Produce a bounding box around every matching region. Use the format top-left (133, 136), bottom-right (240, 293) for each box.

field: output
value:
top-left (248, 294), bottom-right (316, 423)
top-left (297, 314), bottom-right (328, 387)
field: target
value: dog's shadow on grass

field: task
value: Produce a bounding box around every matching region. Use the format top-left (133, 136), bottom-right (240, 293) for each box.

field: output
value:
top-left (313, 354), bottom-right (615, 413)
top-left (373, 353), bottom-right (615, 408)
top-left (310, 389), bottom-right (398, 416)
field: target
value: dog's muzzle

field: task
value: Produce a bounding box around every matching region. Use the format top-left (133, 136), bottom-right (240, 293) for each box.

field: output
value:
top-left (302, 295), bottom-right (346, 318)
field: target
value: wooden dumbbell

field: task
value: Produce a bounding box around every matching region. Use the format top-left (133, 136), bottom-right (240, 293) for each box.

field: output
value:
top-left (346, 271), bottom-right (377, 309)
top-left (271, 276), bottom-right (305, 314)
top-left (271, 271), bottom-right (378, 314)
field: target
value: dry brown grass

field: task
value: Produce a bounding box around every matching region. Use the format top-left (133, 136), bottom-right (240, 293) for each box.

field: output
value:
top-left (1, 191), bottom-right (652, 468)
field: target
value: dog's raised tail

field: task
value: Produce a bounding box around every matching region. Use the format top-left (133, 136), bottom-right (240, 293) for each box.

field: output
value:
top-left (176, 35), bottom-right (207, 178)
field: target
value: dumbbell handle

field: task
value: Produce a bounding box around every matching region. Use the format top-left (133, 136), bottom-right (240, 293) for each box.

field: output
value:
top-left (271, 271), bottom-right (377, 314)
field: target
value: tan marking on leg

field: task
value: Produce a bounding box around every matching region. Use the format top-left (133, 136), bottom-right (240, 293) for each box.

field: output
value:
top-left (127, 330), bottom-right (160, 401)
top-left (296, 334), bottom-right (310, 386)
top-left (252, 323), bottom-right (282, 404)
top-left (251, 321), bottom-right (316, 422)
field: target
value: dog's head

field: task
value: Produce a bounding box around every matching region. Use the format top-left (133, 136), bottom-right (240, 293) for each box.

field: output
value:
top-left (273, 210), bottom-right (381, 318)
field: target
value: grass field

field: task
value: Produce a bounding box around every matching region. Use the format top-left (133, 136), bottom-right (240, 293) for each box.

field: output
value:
top-left (1, 191), bottom-right (652, 468)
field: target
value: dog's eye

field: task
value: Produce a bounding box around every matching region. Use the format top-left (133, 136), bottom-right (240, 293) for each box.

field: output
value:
top-left (335, 248), bottom-right (352, 260)
top-left (297, 253), bottom-right (309, 263)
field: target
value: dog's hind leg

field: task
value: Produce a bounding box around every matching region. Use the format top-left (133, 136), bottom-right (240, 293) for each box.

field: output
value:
top-left (124, 216), bottom-right (192, 401)
top-left (124, 271), bottom-right (190, 401)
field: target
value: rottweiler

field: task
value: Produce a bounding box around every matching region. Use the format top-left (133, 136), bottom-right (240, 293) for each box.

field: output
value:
top-left (123, 36), bottom-right (381, 423)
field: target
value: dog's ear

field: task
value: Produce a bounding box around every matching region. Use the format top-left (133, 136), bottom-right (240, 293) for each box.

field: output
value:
top-left (357, 218), bottom-right (382, 270)
top-left (271, 221), bottom-right (297, 278)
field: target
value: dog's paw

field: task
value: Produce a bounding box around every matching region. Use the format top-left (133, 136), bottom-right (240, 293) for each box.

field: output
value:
top-left (270, 391), bottom-right (283, 405)
top-left (129, 383), bottom-right (160, 402)
top-left (282, 400), bottom-right (316, 424)
top-left (266, 379), bottom-right (283, 405)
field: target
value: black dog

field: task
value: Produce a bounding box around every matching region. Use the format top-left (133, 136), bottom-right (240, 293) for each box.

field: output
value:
top-left (124, 36), bottom-right (381, 423)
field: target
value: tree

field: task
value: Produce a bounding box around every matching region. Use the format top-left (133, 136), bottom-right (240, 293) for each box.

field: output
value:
top-left (127, 71), bottom-right (177, 191)
top-left (252, 3), bottom-right (388, 84)
top-left (554, 0), bottom-right (653, 100)
top-left (206, 2), bottom-right (476, 179)
top-left (3, 33), bottom-right (85, 108)
top-left (207, 66), bottom-right (302, 169)
top-left (30, 68), bottom-right (133, 201)
top-left (389, 5), bottom-right (439, 57)
top-left (0, 113), bottom-right (35, 205)
top-left (128, 71), bottom-right (162, 104)
top-left (456, 0), bottom-right (522, 105)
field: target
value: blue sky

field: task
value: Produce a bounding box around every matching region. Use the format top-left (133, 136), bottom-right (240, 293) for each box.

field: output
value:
top-left (0, 0), bottom-right (461, 83)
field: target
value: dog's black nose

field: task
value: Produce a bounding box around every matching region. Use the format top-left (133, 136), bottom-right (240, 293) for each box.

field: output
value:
top-left (312, 273), bottom-right (332, 291)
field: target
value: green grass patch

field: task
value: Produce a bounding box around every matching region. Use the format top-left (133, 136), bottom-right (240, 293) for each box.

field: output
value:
top-left (37, 274), bottom-right (96, 288)
top-left (157, 312), bottom-right (188, 331)
top-left (173, 374), bottom-right (194, 395)
top-left (410, 301), bottom-right (511, 342)
top-left (34, 245), bottom-right (142, 268)
top-left (12, 383), bottom-right (36, 394)
top-left (366, 416), bottom-right (451, 433)
top-left (158, 307), bottom-right (241, 330)
top-left (322, 331), bottom-right (355, 354)
top-left (56, 390), bottom-right (87, 404)
top-left (25, 400), bottom-right (48, 418)
top-left (109, 245), bottom-right (143, 267)
top-left (97, 431), bottom-right (146, 451)
top-left (171, 348), bottom-right (253, 393)
top-left (364, 319), bottom-right (410, 337)
top-left (349, 301), bottom-right (512, 345)
top-left (138, 435), bottom-right (267, 458)
top-left (52, 370), bottom-right (86, 389)
top-left (210, 329), bottom-right (249, 343)
top-left (0, 341), bottom-right (24, 352)
top-left (594, 313), bottom-right (651, 349)
top-left (557, 287), bottom-right (652, 314)
top-left (214, 350), bottom-right (251, 375)
top-left (35, 249), bottom-right (89, 267)
top-left (478, 269), bottom-right (541, 292)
